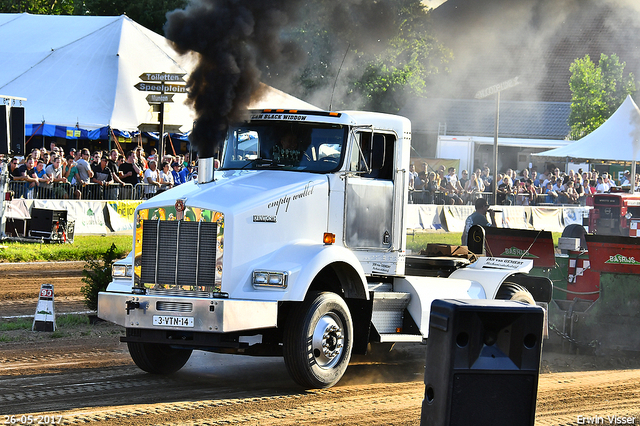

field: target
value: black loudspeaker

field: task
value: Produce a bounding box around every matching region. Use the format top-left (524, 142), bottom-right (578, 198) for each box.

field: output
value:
top-left (29, 208), bottom-right (73, 242)
top-left (9, 106), bottom-right (25, 155)
top-left (421, 299), bottom-right (544, 426)
top-left (0, 105), bottom-right (9, 155)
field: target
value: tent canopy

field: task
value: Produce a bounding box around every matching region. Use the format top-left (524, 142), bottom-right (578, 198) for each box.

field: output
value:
top-left (535, 95), bottom-right (640, 162)
top-left (0, 13), bottom-right (318, 137)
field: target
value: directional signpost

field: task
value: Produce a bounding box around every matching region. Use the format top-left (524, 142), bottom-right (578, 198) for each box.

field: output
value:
top-left (135, 72), bottom-right (188, 160)
top-left (146, 94), bottom-right (174, 103)
top-left (475, 76), bottom-right (522, 204)
top-left (134, 82), bottom-right (188, 93)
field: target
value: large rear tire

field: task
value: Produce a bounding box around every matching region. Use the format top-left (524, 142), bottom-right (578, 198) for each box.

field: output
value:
top-left (283, 292), bottom-right (354, 389)
top-left (495, 282), bottom-right (536, 305)
top-left (127, 342), bottom-right (192, 374)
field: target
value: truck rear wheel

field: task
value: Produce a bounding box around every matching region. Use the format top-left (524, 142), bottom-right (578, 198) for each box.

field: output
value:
top-left (127, 342), bottom-right (192, 374)
top-left (283, 292), bottom-right (354, 389)
top-left (496, 283), bottom-right (536, 305)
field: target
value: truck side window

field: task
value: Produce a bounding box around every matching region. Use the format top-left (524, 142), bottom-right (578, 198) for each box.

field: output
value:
top-left (350, 132), bottom-right (394, 180)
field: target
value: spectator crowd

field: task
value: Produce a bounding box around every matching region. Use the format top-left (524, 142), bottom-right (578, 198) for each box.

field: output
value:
top-left (408, 162), bottom-right (640, 206)
top-left (6, 146), bottom-right (639, 205)
top-left (6, 143), bottom-right (197, 200)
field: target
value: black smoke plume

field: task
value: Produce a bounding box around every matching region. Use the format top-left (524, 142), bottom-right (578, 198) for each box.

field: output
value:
top-left (165, 0), bottom-right (304, 158)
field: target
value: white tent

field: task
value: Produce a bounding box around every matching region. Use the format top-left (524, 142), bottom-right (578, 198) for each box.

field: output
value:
top-left (0, 13), bottom-right (318, 135)
top-left (536, 95), bottom-right (640, 161)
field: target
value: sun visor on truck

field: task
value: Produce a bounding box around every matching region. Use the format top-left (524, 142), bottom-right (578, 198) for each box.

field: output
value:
top-left (467, 225), bottom-right (555, 268)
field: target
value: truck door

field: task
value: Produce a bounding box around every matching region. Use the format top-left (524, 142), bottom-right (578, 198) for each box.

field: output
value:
top-left (344, 130), bottom-right (395, 250)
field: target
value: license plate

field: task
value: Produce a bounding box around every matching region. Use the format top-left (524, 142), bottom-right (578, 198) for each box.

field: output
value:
top-left (153, 315), bottom-right (194, 327)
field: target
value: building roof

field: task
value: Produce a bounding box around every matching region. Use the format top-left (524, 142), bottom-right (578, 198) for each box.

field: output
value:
top-left (428, 0), bottom-right (640, 103)
top-left (400, 98), bottom-right (571, 139)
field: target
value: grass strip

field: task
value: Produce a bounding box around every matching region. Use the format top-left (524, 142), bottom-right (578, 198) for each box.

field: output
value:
top-left (0, 235), bottom-right (132, 262)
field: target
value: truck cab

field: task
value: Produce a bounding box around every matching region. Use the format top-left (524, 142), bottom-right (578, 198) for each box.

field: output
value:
top-left (98, 109), bottom-right (549, 388)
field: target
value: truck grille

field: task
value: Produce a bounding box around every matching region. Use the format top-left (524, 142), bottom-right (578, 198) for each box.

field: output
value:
top-left (140, 219), bottom-right (218, 290)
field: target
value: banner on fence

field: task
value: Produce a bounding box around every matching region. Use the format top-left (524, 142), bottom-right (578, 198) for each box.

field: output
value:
top-left (563, 207), bottom-right (589, 227)
top-left (530, 207), bottom-right (564, 232)
top-left (4, 199), bottom-right (30, 219)
top-left (106, 200), bottom-right (143, 232)
top-left (500, 206), bottom-right (532, 229)
top-left (406, 204), bottom-right (443, 230)
top-left (442, 205), bottom-right (474, 232)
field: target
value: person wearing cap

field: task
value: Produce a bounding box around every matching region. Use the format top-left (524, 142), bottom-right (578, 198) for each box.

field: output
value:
top-left (461, 197), bottom-right (497, 246)
top-left (171, 161), bottom-right (188, 185)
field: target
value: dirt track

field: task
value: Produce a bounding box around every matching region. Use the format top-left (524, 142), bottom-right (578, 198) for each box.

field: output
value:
top-left (2, 262), bottom-right (640, 425)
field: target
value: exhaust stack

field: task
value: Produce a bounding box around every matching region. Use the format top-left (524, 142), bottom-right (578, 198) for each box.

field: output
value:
top-left (198, 157), bottom-right (215, 184)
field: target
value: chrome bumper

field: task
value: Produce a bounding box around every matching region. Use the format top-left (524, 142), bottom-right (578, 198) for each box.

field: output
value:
top-left (97, 292), bottom-right (278, 333)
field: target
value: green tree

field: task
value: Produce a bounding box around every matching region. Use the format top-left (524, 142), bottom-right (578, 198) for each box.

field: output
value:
top-left (279, 0), bottom-right (451, 113)
top-left (350, 2), bottom-right (451, 113)
top-left (568, 53), bottom-right (637, 140)
top-left (81, 243), bottom-right (122, 311)
top-left (0, 0), bottom-right (75, 14)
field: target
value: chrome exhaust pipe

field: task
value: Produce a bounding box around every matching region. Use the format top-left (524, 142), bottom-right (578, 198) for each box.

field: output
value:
top-left (197, 157), bottom-right (215, 184)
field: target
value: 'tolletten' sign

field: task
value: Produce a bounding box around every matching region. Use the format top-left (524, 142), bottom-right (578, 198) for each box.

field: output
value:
top-left (139, 72), bottom-right (186, 82)
top-left (475, 76), bottom-right (521, 99)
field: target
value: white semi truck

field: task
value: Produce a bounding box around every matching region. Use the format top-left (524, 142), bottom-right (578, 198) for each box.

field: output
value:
top-left (98, 109), bottom-right (550, 388)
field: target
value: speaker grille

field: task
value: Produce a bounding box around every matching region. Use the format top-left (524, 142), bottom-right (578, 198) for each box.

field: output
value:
top-left (9, 106), bottom-right (25, 155)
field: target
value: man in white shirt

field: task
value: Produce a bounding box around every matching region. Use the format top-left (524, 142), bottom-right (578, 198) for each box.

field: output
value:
top-left (595, 176), bottom-right (609, 193)
top-left (45, 155), bottom-right (69, 198)
top-left (75, 148), bottom-right (94, 183)
top-left (144, 160), bottom-right (161, 198)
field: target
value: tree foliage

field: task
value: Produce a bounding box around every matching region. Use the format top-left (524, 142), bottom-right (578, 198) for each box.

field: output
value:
top-left (0, 0), bottom-right (76, 15)
top-left (277, 0), bottom-right (451, 113)
top-left (81, 243), bottom-right (120, 311)
top-left (0, 0), bottom-right (186, 34)
top-left (568, 53), bottom-right (637, 140)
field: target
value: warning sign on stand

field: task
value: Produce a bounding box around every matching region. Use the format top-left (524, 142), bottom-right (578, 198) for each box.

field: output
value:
top-left (32, 284), bottom-right (56, 332)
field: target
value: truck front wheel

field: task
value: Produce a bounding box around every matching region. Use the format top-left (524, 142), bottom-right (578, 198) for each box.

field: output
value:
top-left (127, 342), bottom-right (192, 374)
top-left (283, 292), bottom-right (354, 389)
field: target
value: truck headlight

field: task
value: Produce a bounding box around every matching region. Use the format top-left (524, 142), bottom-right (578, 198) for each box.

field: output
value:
top-left (112, 264), bottom-right (133, 278)
top-left (252, 270), bottom-right (288, 289)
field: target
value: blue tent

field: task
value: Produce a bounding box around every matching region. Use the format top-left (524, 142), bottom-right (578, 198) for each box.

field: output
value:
top-left (26, 124), bottom-right (134, 140)
top-left (26, 123), bottom-right (89, 139)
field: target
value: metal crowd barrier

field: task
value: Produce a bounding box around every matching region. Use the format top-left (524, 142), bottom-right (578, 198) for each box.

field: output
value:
top-left (409, 190), bottom-right (495, 206)
top-left (7, 181), bottom-right (147, 200)
top-left (77, 183), bottom-right (136, 200)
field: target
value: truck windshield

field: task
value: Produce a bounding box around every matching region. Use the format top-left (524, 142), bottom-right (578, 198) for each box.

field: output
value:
top-left (220, 122), bottom-right (347, 172)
